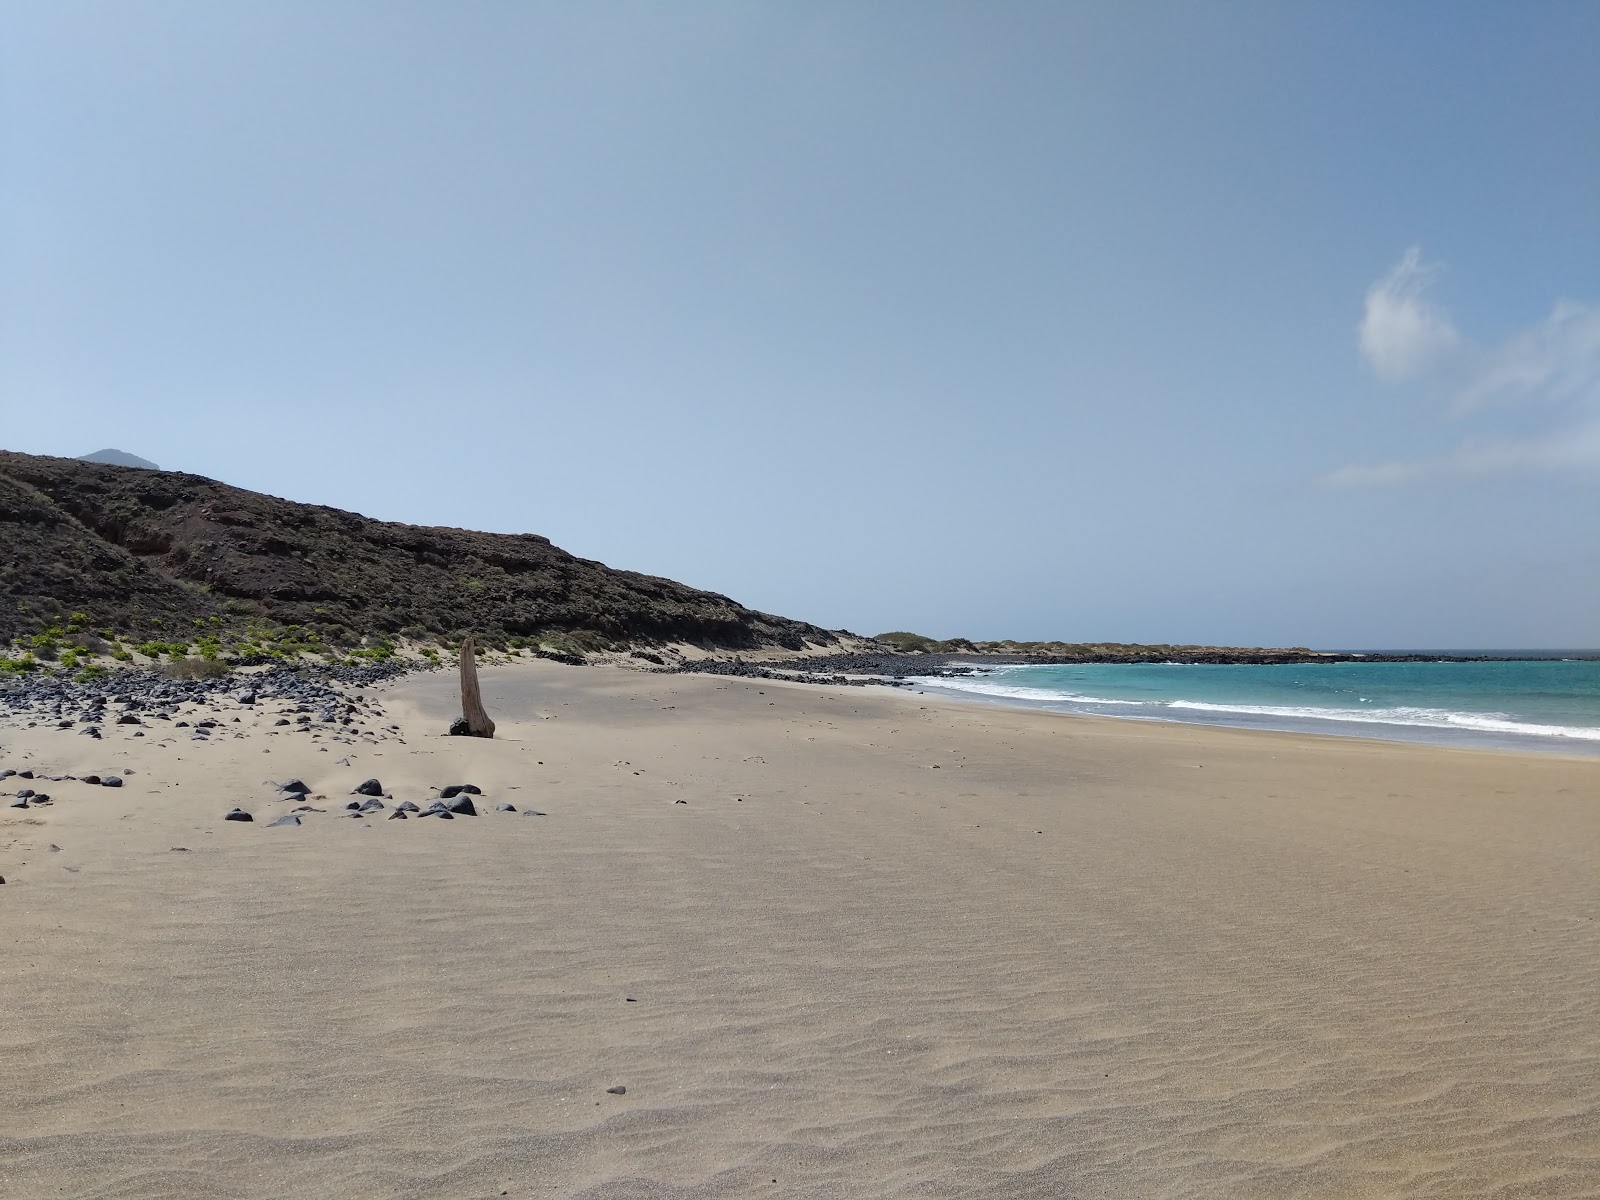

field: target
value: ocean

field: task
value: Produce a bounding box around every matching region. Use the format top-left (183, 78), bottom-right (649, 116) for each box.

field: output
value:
top-left (905, 656), bottom-right (1600, 754)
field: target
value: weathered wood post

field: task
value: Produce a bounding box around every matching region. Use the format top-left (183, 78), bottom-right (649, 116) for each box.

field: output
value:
top-left (453, 635), bottom-right (496, 738)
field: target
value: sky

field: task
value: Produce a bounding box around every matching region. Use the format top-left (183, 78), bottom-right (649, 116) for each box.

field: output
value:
top-left (3, 1), bottom-right (1597, 649)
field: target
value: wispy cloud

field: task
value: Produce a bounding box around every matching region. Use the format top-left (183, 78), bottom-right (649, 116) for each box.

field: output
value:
top-left (1357, 246), bottom-right (1460, 383)
top-left (1327, 252), bottom-right (1600, 487)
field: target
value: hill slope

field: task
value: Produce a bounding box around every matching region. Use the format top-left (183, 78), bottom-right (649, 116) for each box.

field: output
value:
top-left (0, 451), bottom-right (838, 651)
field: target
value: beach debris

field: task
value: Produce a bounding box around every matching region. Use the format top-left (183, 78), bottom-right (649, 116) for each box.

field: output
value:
top-left (352, 778), bottom-right (384, 797)
top-left (266, 814), bottom-right (302, 827)
top-left (224, 807), bottom-right (253, 822)
top-left (521, 809), bottom-right (546, 816)
top-left (449, 636), bottom-right (496, 738)
top-left (605, 1085), bottom-right (626, 1095)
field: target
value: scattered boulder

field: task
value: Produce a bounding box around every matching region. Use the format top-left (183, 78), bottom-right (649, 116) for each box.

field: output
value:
top-left (439, 784), bottom-right (481, 799)
top-left (387, 809), bottom-right (408, 820)
top-left (444, 794), bottom-right (478, 816)
top-left (496, 803), bottom-right (516, 812)
top-left (352, 778), bottom-right (384, 797)
top-left (278, 779), bottom-right (311, 795)
top-left (79, 727), bottom-right (101, 738)
top-left (115, 714), bottom-right (140, 725)
top-left (395, 801), bottom-right (420, 813)
top-left (358, 798), bottom-right (385, 812)
top-left (101, 776), bottom-right (122, 788)
top-left (266, 814), bottom-right (302, 827)
top-left (606, 1086), bottom-right (626, 1095)
top-left (224, 808), bottom-right (253, 822)
top-left (81, 775), bottom-right (101, 785)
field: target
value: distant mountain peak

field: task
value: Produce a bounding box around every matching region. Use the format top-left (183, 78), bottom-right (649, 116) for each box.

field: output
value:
top-left (77, 448), bottom-right (160, 470)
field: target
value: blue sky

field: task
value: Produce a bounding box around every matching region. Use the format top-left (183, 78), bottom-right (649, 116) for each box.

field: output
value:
top-left (4, 2), bottom-right (1597, 648)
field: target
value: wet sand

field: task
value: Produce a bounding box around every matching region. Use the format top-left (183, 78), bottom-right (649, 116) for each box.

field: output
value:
top-left (2, 660), bottom-right (1597, 1198)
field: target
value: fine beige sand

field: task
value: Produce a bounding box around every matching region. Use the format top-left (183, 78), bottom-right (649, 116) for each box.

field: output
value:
top-left (2, 661), bottom-right (1598, 1199)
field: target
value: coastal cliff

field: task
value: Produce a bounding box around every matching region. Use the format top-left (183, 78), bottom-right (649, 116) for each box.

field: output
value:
top-left (0, 450), bottom-right (840, 652)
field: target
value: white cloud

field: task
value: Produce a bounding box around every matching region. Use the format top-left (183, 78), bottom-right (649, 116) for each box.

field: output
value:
top-left (1328, 256), bottom-right (1600, 487)
top-left (1323, 420), bottom-right (1600, 487)
top-left (1357, 246), bottom-right (1460, 383)
top-left (1455, 300), bottom-right (1600, 413)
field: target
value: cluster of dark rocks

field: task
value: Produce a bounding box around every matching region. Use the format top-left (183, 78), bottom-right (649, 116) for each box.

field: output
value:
top-left (227, 777), bottom-right (546, 826)
top-left (0, 662), bottom-right (407, 745)
top-left (4, 766), bottom-right (132, 809)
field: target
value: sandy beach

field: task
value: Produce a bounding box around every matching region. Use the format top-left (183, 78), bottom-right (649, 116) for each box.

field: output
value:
top-left (2, 660), bottom-right (1597, 1199)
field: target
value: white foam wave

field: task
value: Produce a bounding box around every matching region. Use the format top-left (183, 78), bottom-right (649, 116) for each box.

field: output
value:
top-left (905, 676), bottom-right (1145, 705)
top-left (909, 676), bottom-right (1600, 742)
top-left (1163, 700), bottom-right (1600, 741)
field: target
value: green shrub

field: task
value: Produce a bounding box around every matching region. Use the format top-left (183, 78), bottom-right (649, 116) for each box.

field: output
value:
top-left (75, 664), bottom-right (106, 681)
top-left (874, 631), bottom-right (938, 653)
top-left (164, 657), bottom-right (231, 680)
top-left (59, 648), bottom-right (81, 670)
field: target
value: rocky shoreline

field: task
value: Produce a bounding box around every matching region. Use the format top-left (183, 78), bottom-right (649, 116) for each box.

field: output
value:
top-left (656, 646), bottom-right (1571, 687)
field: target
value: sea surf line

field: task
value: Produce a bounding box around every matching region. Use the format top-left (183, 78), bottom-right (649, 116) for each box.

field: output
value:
top-left (904, 658), bottom-right (1600, 755)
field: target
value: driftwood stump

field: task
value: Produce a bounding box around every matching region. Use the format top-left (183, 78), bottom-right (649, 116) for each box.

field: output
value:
top-left (450, 636), bottom-right (496, 738)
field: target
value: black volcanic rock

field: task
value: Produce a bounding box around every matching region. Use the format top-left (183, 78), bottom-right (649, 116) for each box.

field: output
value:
top-left (0, 450), bottom-right (839, 650)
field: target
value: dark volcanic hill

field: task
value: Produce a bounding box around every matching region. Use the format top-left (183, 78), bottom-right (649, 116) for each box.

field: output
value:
top-left (0, 450), bottom-right (838, 650)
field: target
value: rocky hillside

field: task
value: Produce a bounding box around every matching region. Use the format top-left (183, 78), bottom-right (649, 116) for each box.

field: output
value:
top-left (0, 451), bottom-right (840, 652)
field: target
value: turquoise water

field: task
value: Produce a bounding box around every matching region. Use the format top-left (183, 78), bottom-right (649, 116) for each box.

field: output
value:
top-left (906, 658), bottom-right (1600, 754)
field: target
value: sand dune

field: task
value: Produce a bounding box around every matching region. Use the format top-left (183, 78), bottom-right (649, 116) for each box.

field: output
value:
top-left (2, 661), bottom-right (1597, 1198)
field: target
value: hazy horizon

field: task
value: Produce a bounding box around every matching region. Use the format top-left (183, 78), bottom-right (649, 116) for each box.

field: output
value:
top-left (5, 2), bottom-right (1596, 648)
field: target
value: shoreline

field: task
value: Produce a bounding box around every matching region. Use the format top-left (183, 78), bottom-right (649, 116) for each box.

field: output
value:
top-left (898, 674), bottom-right (1600, 759)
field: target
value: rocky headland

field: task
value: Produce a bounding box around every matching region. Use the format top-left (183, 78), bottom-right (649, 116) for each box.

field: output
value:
top-left (0, 450), bottom-right (843, 655)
